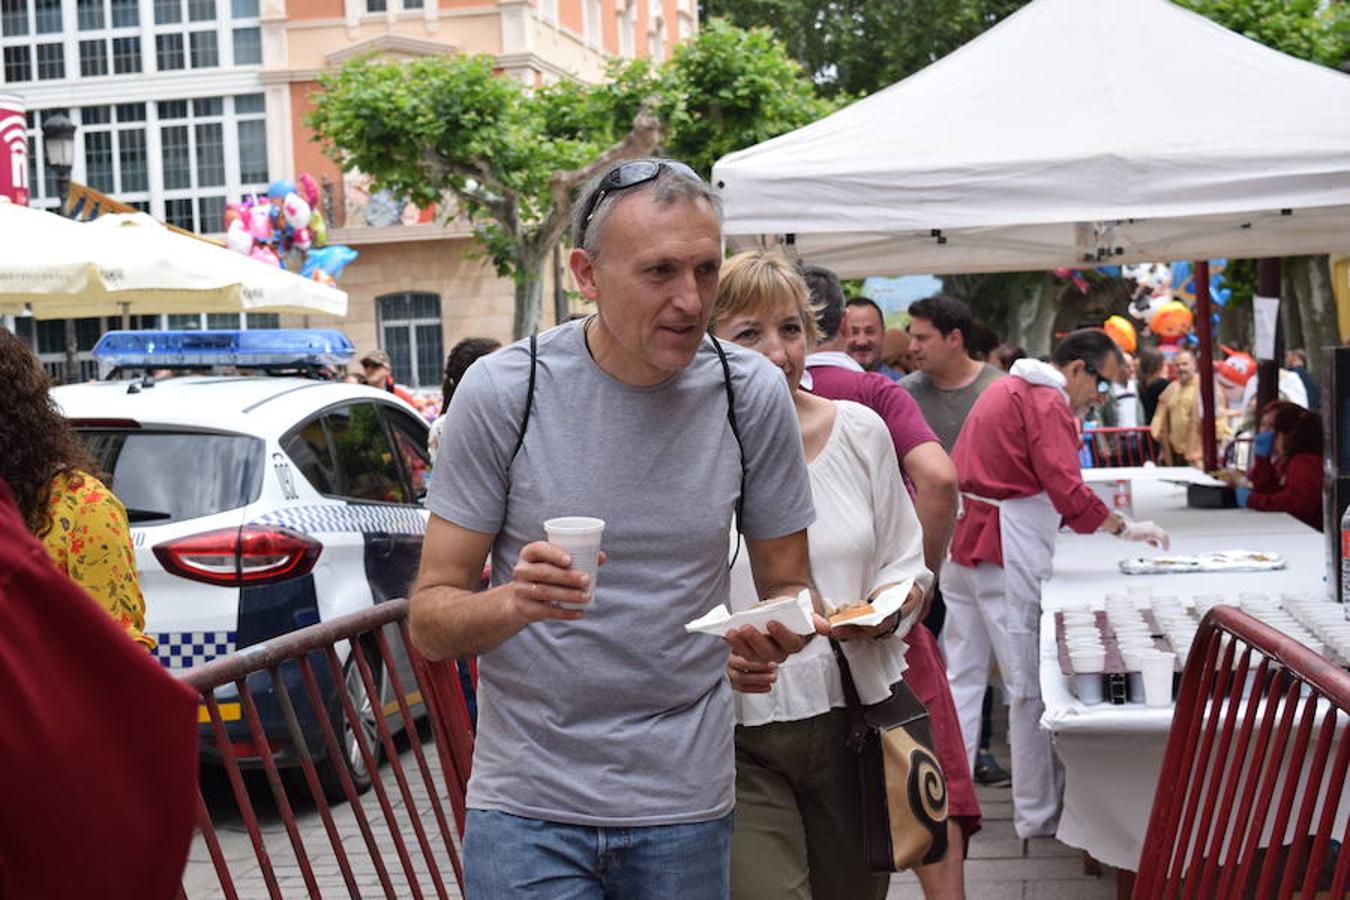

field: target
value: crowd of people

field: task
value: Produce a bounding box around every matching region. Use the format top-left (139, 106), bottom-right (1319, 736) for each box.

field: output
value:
top-left (1, 155), bottom-right (1335, 899)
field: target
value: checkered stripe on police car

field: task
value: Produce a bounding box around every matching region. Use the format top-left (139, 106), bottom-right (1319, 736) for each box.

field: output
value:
top-left (153, 631), bottom-right (237, 670)
top-left (252, 503), bottom-right (427, 536)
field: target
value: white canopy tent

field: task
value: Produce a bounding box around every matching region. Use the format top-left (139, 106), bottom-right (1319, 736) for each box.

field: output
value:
top-left (713, 0), bottom-right (1350, 278)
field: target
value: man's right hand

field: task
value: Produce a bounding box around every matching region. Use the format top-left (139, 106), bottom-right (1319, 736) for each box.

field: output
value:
top-left (509, 541), bottom-right (595, 623)
top-left (724, 614), bottom-right (830, 665)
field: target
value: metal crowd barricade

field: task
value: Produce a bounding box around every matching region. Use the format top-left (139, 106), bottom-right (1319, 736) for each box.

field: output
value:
top-left (175, 598), bottom-right (475, 899)
top-left (1134, 606), bottom-right (1350, 899)
top-left (1080, 426), bottom-right (1161, 468)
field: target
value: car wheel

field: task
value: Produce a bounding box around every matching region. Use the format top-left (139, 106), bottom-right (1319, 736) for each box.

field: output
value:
top-left (317, 644), bottom-right (383, 803)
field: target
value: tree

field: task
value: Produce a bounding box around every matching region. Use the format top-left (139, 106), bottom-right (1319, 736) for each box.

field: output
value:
top-left (307, 20), bottom-right (834, 339)
top-left (699, 0), bottom-right (1028, 98)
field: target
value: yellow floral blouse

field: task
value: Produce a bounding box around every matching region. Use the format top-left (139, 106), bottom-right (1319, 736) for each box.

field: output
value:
top-left (39, 470), bottom-right (154, 651)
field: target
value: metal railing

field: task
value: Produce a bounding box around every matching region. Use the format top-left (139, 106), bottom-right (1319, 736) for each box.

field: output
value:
top-left (1080, 426), bottom-right (1161, 468)
top-left (175, 598), bottom-right (474, 899)
top-left (1134, 606), bottom-right (1349, 899)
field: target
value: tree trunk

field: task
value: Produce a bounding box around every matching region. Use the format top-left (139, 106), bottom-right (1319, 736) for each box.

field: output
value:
top-left (513, 250), bottom-right (548, 339)
top-left (1004, 273), bottom-right (1058, 357)
top-left (1282, 260), bottom-right (1305, 360)
top-left (1299, 255), bottom-right (1337, 376)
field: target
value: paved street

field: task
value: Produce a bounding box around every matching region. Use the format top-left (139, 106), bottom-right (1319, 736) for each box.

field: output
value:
top-left (183, 708), bottom-right (1123, 899)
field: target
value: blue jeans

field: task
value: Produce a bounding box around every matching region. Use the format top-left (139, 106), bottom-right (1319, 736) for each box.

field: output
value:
top-left (463, 808), bottom-right (733, 899)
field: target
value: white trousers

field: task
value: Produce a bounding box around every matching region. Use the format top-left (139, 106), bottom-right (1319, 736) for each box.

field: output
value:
top-left (941, 559), bottom-right (1064, 839)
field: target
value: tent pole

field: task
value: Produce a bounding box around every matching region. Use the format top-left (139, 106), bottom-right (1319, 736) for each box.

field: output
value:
top-left (1195, 260), bottom-right (1217, 470)
top-left (1255, 259), bottom-right (1282, 414)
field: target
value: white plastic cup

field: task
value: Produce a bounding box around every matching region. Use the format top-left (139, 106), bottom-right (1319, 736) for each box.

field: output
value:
top-left (1070, 649), bottom-right (1107, 705)
top-left (543, 516), bottom-right (605, 608)
top-left (1140, 651), bottom-right (1177, 707)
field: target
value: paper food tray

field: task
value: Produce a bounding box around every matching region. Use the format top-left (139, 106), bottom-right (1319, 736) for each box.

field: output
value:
top-left (825, 578), bottom-right (916, 628)
top-left (685, 590), bottom-right (816, 638)
top-left (1119, 550), bottom-right (1286, 575)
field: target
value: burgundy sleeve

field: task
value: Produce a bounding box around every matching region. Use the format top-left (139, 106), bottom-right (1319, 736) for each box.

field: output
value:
top-left (1024, 390), bottom-right (1110, 533)
top-left (1247, 455), bottom-right (1281, 493)
top-left (1247, 454), bottom-right (1321, 522)
top-left (863, 373), bottom-right (940, 458)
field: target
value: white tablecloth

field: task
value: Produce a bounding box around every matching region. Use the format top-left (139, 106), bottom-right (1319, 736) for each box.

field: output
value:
top-left (1036, 475), bottom-right (1342, 870)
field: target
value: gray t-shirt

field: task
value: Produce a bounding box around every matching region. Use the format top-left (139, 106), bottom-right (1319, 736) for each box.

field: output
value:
top-left (899, 363), bottom-right (1005, 451)
top-left (428, 319), bottom-right (815, 827)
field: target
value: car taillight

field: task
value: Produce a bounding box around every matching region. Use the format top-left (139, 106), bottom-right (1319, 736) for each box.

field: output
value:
top-left (153, 525), bottom-right (321, 587)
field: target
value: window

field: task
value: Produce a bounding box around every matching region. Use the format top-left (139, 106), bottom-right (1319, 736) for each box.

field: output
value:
top-left (156, 32), bottom-right (184, 69)
top-left (78, 431), bottom-right (265, 523)
top-left (164, 196), bottom-right (194, 231)
top-left (377, 292), bottom-right (443, 389)
top-left (154, 0), bottom-right (179, 23)
top-left (383, 407), bottom-right (430, 500)
top-left (34, 40), bottom-right (61, 78)
top-left (237, 117), bottom-right (267, 183)
top-left (161, 124), bottom-right (190, 188)
top-left (187, 0), bottom-right (213, 20)
top-left (365, 0), bottom-right (385, 11)
top-left (84, 131), bottom-right (115, 191)
top-left (245, 313), bottom-right (278, 328)
top-left (32, 0), bottom-right (57, 31)
top-left (402, 0), bottom-right (421, 9)
top-left (1, 0), bottom-right (27, 35)
top-left (231, 25), bottom-right (258, 64)
top-left (282, 419), bottom-right (338, 495)
top-left (119, 128), bottom-right (147, 190)
top-left (109, 0), bottom-right (135, 25)
top-left (79, 38), bottom-right (108, 75)
top-left (77, 0), bottom-right (104, 29)
top-left (326, 404), bottom-right (407, 504)
top-left (230, 0), bottom-right (256, 16)
top-left (111, 35), bottom-right (140, 72)
top-left (3, 45), bottom-right (30, 81)
top-left (188, 29), bottom-right (216, 67)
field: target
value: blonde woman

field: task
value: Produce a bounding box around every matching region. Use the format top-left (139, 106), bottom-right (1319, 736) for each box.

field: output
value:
top-left (714, 251), bottom-right (939, 899)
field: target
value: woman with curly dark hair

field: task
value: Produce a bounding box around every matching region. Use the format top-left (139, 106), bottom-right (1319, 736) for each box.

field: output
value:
top-left (0, 328), bottom-right (151, 649)
top-left (427, 336), bottom-right (501, 459)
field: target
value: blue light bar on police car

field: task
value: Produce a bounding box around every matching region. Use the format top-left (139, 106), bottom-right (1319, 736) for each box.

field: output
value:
top-left (92, 329), bottom-right (356, 368)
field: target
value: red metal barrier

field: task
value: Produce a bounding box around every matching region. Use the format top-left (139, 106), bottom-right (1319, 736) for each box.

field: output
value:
top-left (1134, 606), bottom-right (1350, 899)
top-left (1081, 426), bottom-right (1161, 468)
top-left (175, 599), bottom-right (474, 898)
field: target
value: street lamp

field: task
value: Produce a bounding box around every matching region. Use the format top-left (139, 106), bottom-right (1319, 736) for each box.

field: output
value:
top-left (41, 112), bottom-right (76, 213)
top-left (42, 112), bottom-right (78, 382)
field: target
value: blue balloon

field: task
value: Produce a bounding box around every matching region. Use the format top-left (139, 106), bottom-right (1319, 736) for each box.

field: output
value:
top-left (300, 244), bottom-right (359, 279)
top-left (267, 178), bottom-right (296, 199)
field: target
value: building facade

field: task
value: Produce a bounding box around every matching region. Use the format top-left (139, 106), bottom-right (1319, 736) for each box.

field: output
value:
top-left (0, 0), bottom-right (695, 385)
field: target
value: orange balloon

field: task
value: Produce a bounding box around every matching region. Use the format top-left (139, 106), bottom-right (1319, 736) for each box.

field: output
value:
top-left (1149, 301), bottom-right (1194, 340)
top-left (1103, 315), bottom-right (1137, 352)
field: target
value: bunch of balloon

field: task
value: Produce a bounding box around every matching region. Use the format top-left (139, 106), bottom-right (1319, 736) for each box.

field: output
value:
top-left (223, 174), bottom-right (358, 287)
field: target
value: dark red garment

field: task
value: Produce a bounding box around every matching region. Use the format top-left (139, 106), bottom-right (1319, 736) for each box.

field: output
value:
top-left (1246, 453), bottom-right (1323, 530)
top-left (0, 482), bottom-right (199, 900)
top-left (950, 376), bottom-right (1110, 569)
top-left (806, 364), bottom-right (939, 463)
top-left (902, 625), bottom-right (982, 836)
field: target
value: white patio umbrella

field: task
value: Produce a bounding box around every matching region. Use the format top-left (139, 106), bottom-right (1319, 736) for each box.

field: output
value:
top-left (0, 204), bottom-right (347, 319)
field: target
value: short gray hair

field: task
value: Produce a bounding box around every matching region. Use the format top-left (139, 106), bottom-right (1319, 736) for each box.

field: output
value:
top-left (571, 157), bottom-right (722, 258)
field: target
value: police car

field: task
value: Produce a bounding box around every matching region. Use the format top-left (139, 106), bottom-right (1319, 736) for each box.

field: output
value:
top-left (53, 329), bottom-right (432, 796)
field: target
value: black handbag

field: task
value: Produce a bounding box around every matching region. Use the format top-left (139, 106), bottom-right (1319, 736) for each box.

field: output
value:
top-left (832, 640), bottom-right (950, 871)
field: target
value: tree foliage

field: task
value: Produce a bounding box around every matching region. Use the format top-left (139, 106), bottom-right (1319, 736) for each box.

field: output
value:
top-left (1174, 0), bottom-right (1349, 68)
top-left (307, 20), bottom-right (833, 338)
top-left (699, 0), bottom-right (1029, 97)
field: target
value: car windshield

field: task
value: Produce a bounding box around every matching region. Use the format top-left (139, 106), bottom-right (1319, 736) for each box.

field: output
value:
top-left (76, 430), bottom-right (265, 524)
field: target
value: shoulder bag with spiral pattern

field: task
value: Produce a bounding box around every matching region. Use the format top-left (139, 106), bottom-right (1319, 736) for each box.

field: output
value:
top-left (831, 639), bottom-right (950, 871)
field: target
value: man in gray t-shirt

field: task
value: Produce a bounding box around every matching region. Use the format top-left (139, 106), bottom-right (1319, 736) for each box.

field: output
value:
top-left (900, 295), bottom-right (1006, 453)
top-left (411, 159), bottom-right (818, 898)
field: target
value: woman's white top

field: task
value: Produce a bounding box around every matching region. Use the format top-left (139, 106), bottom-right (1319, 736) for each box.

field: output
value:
top-left (729, 400), bottom-right (933, 726)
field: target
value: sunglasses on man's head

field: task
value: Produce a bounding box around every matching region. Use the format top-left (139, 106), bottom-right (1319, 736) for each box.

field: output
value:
top-left (575, 160), bottom-right (702, 249)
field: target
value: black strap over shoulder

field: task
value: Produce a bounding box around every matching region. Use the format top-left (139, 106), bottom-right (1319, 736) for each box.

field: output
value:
top-left (709, 334), bottom-right (748, 567)
top-left (509, 334), bottom-right (537, 464)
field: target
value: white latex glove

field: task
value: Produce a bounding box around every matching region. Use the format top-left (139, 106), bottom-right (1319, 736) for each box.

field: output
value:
top-left (1120, 519), bottom-right (1170, 550)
